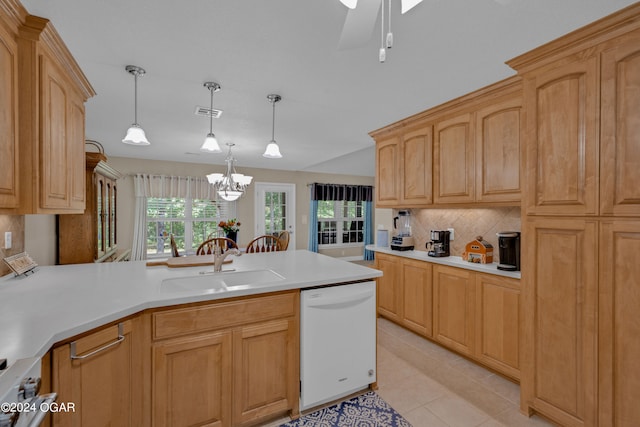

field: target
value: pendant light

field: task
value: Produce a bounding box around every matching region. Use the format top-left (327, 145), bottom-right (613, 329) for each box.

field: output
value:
top-left (200, 82), bottom-right (222, 153)
top-left (207, 143), bottom-right (253, 201)
top-left (122, 65), bottom-right (150, 145)
top-left (263, 94), bottom-right (283, 158)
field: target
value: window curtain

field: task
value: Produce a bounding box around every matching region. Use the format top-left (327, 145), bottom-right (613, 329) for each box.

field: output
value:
top-left (130, 174), bottom-right (217, 261)
top-left (307, 183), bottom-right (374, 259)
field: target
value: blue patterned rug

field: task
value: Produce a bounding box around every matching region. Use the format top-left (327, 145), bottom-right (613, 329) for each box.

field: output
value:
top-left (280, 391), bottom-right (411, 427)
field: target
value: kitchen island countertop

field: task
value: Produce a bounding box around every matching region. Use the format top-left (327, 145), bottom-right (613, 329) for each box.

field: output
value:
top-left (0, 250), bottom-right (381, 365)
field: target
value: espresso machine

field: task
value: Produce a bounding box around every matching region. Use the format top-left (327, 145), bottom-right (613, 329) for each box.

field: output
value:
top-left (391, 210), bottom-right (415, 251)
top-left (496, 231), bottom-right (521, 271)
top-left (426, 230), bottom-right (451, 257)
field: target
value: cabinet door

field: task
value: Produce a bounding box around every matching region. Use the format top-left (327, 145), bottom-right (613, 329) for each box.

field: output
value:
top-left (475, 274), bottom-right (520, 380)
top-left (375, 253), bottom-right (402, 322)
top-left (233, 319), bottom-right (298, 426)
top-left (52, 320), bottom-right (136, 427)
top-left (521, 217), bottom-right (597, 427)
top-left (68, 92), bottom-right (86, 210)
top-left (523, 56), bottom-right (598, 216)
top-left (0, 22), bottom-right (19, 210)
top-left (401, 124), bottom-right (433, 205)
top-left (600, 30), bottom-right (640, 217)
top-left (599, 220), bottom-right (640, 427)
top-left (153, 331), bottom-right (232, 427)
top-left (433, 265), bottom-right (475, 356)
top-left (475, 96), bottom-right (522, 203)
top-left (401, 259), bottom-right (433, 337)
top-left (434, 113), bottom-right (475, 204)
top-left (375, 136), bottom-right (400, 206)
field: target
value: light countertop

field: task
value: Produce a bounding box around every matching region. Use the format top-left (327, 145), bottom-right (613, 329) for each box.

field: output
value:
top-left (366, 245), bottom-right (521, 279)
top-left (0, 250), bottom-right (381, 365)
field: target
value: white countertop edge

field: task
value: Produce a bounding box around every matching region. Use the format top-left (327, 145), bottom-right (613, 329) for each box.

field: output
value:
top-left (366, 245), bottom-right (521, 279)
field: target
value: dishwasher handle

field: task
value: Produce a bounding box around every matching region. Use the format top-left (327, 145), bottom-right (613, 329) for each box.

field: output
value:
top-left (304, 289), bottom-right (374, 309)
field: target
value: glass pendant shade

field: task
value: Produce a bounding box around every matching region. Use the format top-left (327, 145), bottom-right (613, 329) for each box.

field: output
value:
top-left (201, 133), bottom-right (221, 153)
top-left (122, 65), bottom-right (149, 145)
top-left (122, 124), bottom-right (150, 146)
top-left (263, 141), bottom-right (282, 158)
top-left (217, 190), bottom-right (243, 201)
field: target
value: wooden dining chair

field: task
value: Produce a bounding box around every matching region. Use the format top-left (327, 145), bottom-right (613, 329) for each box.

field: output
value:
top-left (245, 235), bottom-right (282, 253)
top-left (170, 234), bottom-right (181, 257)
top-left (277, 231), bottom-right (290, 250)
top-left (196, 237), bottom-right (238, 255)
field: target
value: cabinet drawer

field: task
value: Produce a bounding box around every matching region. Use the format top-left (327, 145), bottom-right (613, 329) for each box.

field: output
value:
top-left (153, 291), bottom-right (298, 340)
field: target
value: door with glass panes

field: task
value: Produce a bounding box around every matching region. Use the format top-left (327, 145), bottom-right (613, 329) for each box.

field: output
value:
top-left (254, 183), bottom-right (295, 251)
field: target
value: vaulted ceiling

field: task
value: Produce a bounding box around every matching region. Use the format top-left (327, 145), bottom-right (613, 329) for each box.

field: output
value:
top-left (20, 0), bottom-right (637, 176)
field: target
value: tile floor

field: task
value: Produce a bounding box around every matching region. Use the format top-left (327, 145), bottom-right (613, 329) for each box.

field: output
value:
top-left (268, 317), bottom-right (556, 427)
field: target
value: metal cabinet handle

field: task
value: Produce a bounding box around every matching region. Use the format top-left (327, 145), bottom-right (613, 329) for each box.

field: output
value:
top-left (70, 323), bottom-right (125, 360)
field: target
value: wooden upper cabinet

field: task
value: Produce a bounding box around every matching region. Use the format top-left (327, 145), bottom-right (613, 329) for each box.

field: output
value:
top-left (0, 18), bottom-right (19, 211)
top-left (600, 30), bottom-right (640, 217)
top-left (400, 124), bottom-right (433, 205)
top-left (475, 96), bottom-right (522, 203)
top-left (434, 113), bottom-right (475, 204)
top-left (16, 15), bottom-right (94, 214)
top-left (375, 135), bottom-right (400, 206)
top-left (522, 55), bottom-right (598, 216)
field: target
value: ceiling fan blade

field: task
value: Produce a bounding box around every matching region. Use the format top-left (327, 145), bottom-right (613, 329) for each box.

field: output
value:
top-left (338, 0), bottom-right (382, 50)
top-left (401, 0), bottom-right (423, 14)
top-left (339, 0), bottom-right (358, 9)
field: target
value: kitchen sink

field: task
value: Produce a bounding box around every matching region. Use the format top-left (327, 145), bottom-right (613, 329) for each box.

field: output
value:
top-left (161, 269), bottom-right (285, 293)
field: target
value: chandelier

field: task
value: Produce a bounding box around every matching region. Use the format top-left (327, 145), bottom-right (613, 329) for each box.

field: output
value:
top-left (206, 143), bottom-right (253, 201)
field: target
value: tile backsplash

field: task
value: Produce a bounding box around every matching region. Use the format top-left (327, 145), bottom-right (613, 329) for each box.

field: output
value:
top-left (396, 207), bottom-right (521, 256)
top-left (0, 215), bottom-right (25, 276)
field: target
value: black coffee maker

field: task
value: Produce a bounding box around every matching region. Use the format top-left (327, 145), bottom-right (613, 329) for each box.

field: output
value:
top-left (497, 231), bottom-right (521, 271)
top-left (426, 230), bottom-right (450, 257)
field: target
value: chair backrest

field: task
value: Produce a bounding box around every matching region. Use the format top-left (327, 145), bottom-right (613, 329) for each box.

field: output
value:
top-left (196, 237), bottom-right (238, 255)
top-left (170, 234), bottom-right (180, 257)
top-left (245, 235), bottom-right (282, 253)
top-left (277, 231), bottom-right (290, 250)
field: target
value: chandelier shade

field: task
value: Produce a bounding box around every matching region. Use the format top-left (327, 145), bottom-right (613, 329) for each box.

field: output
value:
top-left (122, 65), bottom-right (150, 146)
top-left (207, 143), bottom-right (252, 201)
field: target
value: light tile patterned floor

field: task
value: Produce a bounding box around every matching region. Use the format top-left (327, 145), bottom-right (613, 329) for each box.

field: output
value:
top-left (376, 318), bottom-right (556, 427)
top-left (266, 318), bottom-right (556, 426)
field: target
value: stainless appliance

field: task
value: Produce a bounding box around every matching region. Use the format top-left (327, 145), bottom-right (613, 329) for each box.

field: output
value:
top-left (391, 210), bottom-right (414, 251)
top-left (426, 230), bottom-right (451, 257)
top-left (497, 231), bottom-right (520, 271)
top-left (300, 281), bottom-right (376, 411)
top-left (0, 357), bottom-right (57, 427)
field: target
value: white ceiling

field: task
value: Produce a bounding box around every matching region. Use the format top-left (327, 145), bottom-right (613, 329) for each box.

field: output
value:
top-left (20, 0), bottom-right (637, 177)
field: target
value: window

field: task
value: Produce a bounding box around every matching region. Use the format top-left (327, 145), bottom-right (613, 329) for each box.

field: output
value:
top-left (317, 200), bottom-right (364, 247)
top-left (146, 197), bottom-right (235, 257)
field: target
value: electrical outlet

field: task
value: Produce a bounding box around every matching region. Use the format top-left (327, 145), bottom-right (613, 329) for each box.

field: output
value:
top-left (447, 228), bottom-right (455, 241)
top-left (4, 231), bottom-right (11, 249)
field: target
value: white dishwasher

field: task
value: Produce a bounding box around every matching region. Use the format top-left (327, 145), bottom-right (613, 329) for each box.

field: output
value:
top-left (300, 280), bottom-right (376, 411)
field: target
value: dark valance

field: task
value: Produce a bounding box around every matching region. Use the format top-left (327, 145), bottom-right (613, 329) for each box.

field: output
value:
top-left (310, 183), bottom-right (373, 202)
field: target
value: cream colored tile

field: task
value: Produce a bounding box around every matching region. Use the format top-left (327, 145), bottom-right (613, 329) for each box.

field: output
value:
top-left (493, 408), bottom-right (556, 427)
top-left (478, 418), bottom-right (506, 427)
top-left (426, 395), bottom-right (490, 427)
top-left (449, 357), bottom-right (494, 381)
top-left (403, 406), bottom-right (450, 427)
top-left (479, 374), bottom-right (521, 405)
top-left (377, 370), bottom-right (450, 413)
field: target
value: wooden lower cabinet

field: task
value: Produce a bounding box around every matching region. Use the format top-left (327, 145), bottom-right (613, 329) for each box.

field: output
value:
top-left (475, 273), bottom-right (520, 380)
top-left (521, 217), bottom-right (598, 427)
top-left (153, 332), bottom-right (232, 427)
top-left (51, 318), bottom-right (141, 427)
top-left (151, 291), bottom-right (299, 427)
top-left (433, 265), bottom-right (475, 356)
top-left (376, 253), bottom-right (520, 380)
top-left (233, 319), bottom-right (298, 426)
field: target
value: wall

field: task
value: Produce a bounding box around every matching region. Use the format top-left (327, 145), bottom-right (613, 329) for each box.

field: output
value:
top-left (398, 207), bottom-right (521, 257)
top-left (0, 215), bottom-right (25, 276)
top-left (106, 157), bottom-right (375, 258)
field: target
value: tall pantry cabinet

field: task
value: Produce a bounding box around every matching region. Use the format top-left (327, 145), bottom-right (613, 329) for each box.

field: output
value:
top-left (508, 4), bottom-right (640, 427)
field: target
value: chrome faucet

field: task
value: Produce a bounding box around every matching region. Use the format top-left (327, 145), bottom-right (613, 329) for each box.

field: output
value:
top-left (213, 245), bottom-right (241, 272)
